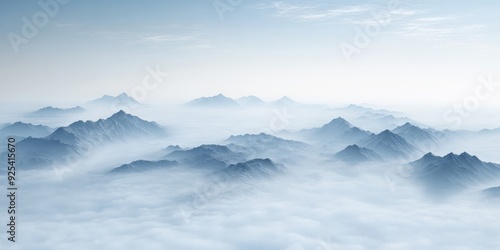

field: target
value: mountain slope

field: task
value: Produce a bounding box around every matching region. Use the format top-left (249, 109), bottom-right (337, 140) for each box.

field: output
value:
top-left (392, 122), bottom-right (440, 149)
top-left (217, 158), bottom-right (285, 180)
top-left (334, 144), bottom-right (383, 164)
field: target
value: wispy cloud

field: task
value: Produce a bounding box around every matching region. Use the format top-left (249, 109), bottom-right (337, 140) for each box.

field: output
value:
top-left (256, 1), bottom-right (371, 22)
top-left (53, 23), bottom-right (209, 49)
top-left (394, 15), bottom-right (483, 39)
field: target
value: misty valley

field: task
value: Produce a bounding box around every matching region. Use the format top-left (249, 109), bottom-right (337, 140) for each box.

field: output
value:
top-left (1, 93), bottom-right (500, 250)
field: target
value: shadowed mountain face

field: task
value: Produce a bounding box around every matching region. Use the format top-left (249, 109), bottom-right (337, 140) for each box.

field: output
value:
top-left (217, 158), bottom-right (285, 180)
top-left (15, 137), bottom-right (80, 169)
top-left (301, 117), bottom-right (371, 144)
top-left (392, 122), bottom-right (441, 150)
top-left (46, 110), bottom-right (166, 150)
top-left (110, 160), bottom-right (178, 173)
top-left (0, 122), bottom-right (53, 139)
top-left (360, 130), bottom-right (418, 160)
top-left (411, 152), bottom-right (500, 193)
top-left (13, 111), bottom-right (166, 169)
top-left (165, 144), bottom-right (247, 170)
top-left (334, 144), bottom-right (383, 164)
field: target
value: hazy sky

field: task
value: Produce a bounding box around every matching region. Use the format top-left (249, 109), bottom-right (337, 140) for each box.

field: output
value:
top-left (1, 0), bottom-right (500, 107)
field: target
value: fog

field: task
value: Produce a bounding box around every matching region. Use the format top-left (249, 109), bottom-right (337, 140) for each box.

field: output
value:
top-left (1, 102), bottom-right (500, 250)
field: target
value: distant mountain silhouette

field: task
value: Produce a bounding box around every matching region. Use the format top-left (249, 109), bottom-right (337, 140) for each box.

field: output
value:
top-left (31, 106), bottom-right (85, 117)
top-left (236, 96), bottom-right (266, 107)
top-left (0, 122), bottom-right (53, 138)
top-left (185, 94), bottom-right (242, 108)
top-left (87, 93), bottom-right (140, 107)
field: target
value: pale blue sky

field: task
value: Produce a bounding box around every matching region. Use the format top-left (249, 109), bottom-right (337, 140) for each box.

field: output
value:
top-left (1, 0), bottom-right (499, 106)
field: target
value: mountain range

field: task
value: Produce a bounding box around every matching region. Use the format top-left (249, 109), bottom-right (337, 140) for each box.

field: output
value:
top-left (47, 110), bottom-right (165, 149)
top-left (185, 94), bottom-right (301, 108)
top-left (411, 152), bottom-right (500, 191)
top-left (14, 110), bottom-right (166, 168)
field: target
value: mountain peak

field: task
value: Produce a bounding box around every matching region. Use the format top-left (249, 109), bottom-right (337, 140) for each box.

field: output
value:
top-left (346, 144), bottom-right (360, 150)
top-left (110, 110), bottom-right (128, 118)
top-left (459, 152), bottom-right (472, 157)
top-left (334, 144), bottom-right (382, 163)
top-left (271, 96), bottom-right (297, 106)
